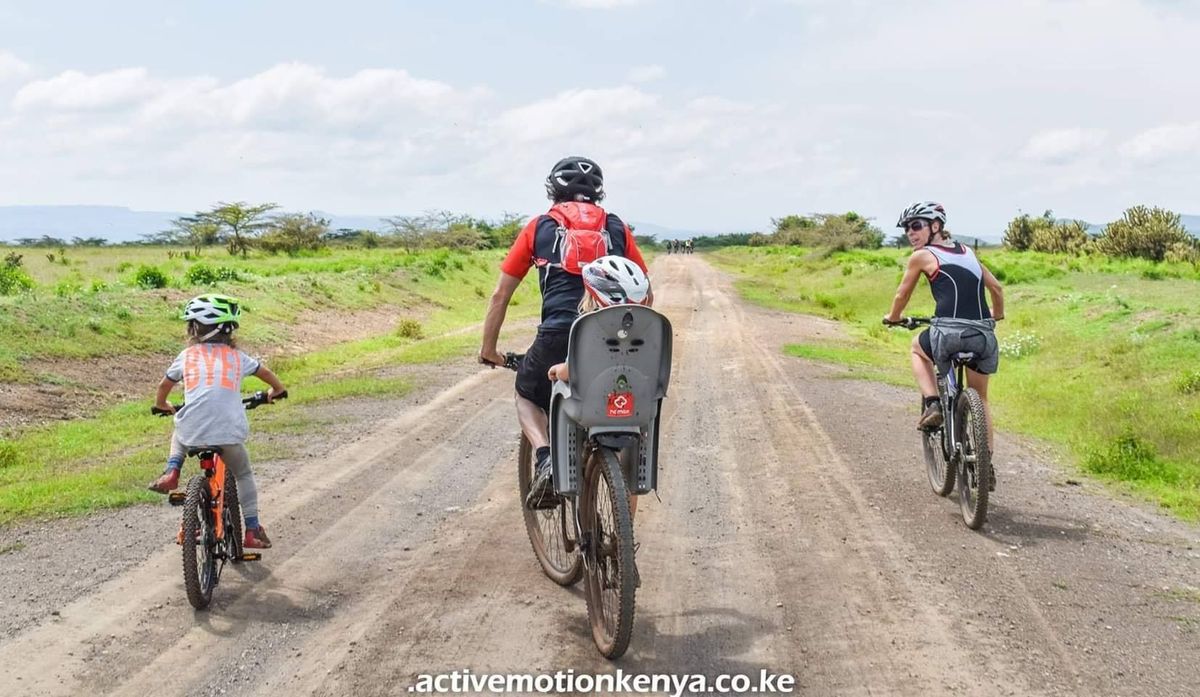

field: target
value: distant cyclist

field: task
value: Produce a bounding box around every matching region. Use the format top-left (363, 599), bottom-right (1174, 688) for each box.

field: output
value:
top-left (883, 202), bottom-right (1004, 446)
top-left (479, 156), bottom-right (650, 509)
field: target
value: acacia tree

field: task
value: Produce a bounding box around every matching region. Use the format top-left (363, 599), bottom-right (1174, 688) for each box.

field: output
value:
top-left (259, 213), bottom-right (330, 254)
top-left (164, 215), bottom-right (223, 255)
top-left (382, 215), bottom-right (430, 252)
top-left (200, 201), bottom-right (278, 256)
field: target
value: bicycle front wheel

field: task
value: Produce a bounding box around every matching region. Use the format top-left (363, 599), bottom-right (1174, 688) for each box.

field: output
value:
top-left (224, 470), bottom-right (244, 563)
top-left (181, 475), bottom-right (217, 610)
top-left (517, 435), bottom-right (582, 586)
top-left (956, 388), bottom-right (991, 530)
top-left (921, 399), bottom-right (955, 497)
top-left (580, 447), bottom-right (636, 659)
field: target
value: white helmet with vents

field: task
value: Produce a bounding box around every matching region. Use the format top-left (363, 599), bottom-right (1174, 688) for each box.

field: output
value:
top-left (581, 256), bottom-right (650, 307)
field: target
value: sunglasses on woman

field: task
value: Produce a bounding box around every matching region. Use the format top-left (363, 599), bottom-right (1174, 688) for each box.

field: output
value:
top-left (905, 220), bottom-right (930, 232)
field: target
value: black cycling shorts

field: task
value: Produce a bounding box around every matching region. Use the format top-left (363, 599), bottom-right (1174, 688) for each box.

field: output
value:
top-left (515, 329), bottom-right (570, 411)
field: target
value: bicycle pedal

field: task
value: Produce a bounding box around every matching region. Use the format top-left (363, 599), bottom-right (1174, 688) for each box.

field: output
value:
top-left (167, 492), bottom-right (186, 506)
top-left (240, 553), bottom-right (262, 562)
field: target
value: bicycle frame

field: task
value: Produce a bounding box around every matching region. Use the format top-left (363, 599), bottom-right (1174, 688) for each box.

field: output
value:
top-left (936, 360), bottom-right (968, 465)
top-left (198, 451), bottom-right (229, 543)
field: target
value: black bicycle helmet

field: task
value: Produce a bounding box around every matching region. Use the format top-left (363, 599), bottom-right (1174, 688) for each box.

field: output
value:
top-left (545, 156), bottom-right (605, 203)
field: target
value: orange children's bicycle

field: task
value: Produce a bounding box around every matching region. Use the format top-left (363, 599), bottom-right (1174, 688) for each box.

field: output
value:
top-left (152, 390), bottom-right (286, 610)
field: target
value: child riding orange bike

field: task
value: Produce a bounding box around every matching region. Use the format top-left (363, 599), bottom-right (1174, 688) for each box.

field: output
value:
top-left (147, 294), bottom-right (286, 549)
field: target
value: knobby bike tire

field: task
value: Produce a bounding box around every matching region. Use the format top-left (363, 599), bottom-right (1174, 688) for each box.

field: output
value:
top-left (581, 447), bottom-right (636, 659)
top-left (181, 475), bottom-right (216, 610)
top-left (957, 388), bottom-right (991, 530)
top-left (225, 471), bottom-right (244, 563)
top-left (517, 435), bottom-right (582, 586)
top-left (921, 398), bottom-right (955, 497)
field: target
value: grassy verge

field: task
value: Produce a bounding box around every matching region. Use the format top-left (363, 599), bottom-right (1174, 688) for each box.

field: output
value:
top-left (710, 246), bottom-right (1200, 520)
top-left (0, 248), bottom-right (540, 524)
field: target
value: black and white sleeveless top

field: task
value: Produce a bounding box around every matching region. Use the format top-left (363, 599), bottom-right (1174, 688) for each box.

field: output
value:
top-left (923, 243), bottom-right (991, 320)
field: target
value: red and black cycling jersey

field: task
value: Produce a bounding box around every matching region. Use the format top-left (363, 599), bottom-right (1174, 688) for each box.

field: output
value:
top-left (501, 202), bottom-right (647, 331)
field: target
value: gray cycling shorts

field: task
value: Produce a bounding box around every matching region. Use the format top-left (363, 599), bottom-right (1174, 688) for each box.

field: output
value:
top-left (922, 317), bottom-right (999, 375)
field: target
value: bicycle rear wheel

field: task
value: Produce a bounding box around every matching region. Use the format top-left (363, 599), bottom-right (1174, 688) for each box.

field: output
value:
top-left (181, 475), bottom-right (217, 609)
top-left (956, 388), bottom-right (991, 530)
top-left (517, 435), bottom-right (582, 586)
top-left (580, 447), bottom-right (636, 659)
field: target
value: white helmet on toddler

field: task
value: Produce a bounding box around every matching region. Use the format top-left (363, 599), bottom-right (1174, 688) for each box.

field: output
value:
top-left (581, 256), bottom-right (650, 307)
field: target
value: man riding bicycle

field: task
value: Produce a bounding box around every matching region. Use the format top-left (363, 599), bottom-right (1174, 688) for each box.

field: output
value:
top-left (883, 202), bottom-right (1005, 447)
top-left (479, 156), bottom-right (650, 509)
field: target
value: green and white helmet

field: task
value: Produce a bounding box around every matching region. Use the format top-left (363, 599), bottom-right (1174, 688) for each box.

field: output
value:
top-left (182, 294), bottom-right (241, 327)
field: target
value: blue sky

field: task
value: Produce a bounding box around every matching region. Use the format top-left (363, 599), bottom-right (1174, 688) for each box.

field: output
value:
top-left (0, 0), bottom-right (1197, 237)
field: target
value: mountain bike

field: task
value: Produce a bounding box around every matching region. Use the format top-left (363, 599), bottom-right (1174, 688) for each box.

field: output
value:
top-left (885, 317), bottom-right (992, 529)
top-left (486, 352), bottom-right (584, 587)
top-left (152, 390), bottom-right (286, 609)
top-left (490, 304), bottom-right (671, 659)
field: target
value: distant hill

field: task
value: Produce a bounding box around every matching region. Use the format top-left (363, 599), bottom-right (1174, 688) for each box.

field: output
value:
top-left (0, 206), bottom-right (179, 243)
top-left (0, 206), bottom-right (395, 243)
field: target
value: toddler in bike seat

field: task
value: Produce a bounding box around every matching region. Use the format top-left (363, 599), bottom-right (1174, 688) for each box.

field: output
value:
top-left (146, 294), bottom-right (286, 549)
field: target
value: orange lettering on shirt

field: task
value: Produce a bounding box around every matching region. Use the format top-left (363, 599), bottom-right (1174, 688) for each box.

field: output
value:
top-left (198, 345), bottom-right (218, 387)
top-left (183, 348), bottom-right (200, 391)
top-left (219, 346), bottom-right (238, 390)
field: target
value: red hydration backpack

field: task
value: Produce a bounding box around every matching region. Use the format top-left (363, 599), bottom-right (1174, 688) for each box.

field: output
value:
top-left (546, 202), bottom-right (611, 275)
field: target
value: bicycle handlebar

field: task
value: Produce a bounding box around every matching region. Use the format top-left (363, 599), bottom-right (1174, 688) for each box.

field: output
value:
top-left (151, 390), bottom-right (288, 417)
top-left (882, 316), bottom-right (932, 330)
top-left (480, 352), bottom-right (524, 372)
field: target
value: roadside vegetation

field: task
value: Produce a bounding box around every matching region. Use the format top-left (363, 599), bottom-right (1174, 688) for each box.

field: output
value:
top-left (0, 215), bottom-right (541, 523)
top-left (710, 204), bottom-right (1200, 520)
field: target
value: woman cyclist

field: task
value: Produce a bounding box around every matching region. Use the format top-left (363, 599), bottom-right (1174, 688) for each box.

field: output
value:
top-left (883, 202), bottom-right (1004, 450)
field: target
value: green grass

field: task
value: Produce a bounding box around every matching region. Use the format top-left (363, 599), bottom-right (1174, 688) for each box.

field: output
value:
top-left (0, 247), bottom-right (508, 366)
top-left (0, 247), bottom-right (540, 524)
top-left (711, 246), bottom-right (1200, 520)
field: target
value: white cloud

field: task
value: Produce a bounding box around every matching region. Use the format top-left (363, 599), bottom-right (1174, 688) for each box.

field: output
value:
top-left (493, 87), bottom-right (658, 143)
top-left (1019, 128), bottom-right (1108, 164)
top-left (15, 68), bottom-right (161, 111)
top-left (1119, 122), bottom-right (1200, 162)
top-left (0, 52), bottom-right (31, 82)
top-left (627, 65), bottom-right (666, 83)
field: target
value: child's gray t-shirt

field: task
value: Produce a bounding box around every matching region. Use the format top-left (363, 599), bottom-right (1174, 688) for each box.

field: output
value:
top-left (165, 344), bottom-right (261, 446)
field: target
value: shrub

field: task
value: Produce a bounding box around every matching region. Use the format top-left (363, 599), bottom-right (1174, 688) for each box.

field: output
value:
top-left (1003, 211), bottom-right (1090, 254)
top-left (1031, 220), bottom-right (1090, 254)
top-left (89, 279), bottom-right (108, 293)
top-left (1094, 205), bottom-right (1193, 262)
top-left (54, 278), bottom-right (83, 297)
top-left (770, 212), bottom-right (884, 249)
top-left (1164, 241), bottom-right (1200, 264)
top-left (0, 253), bottom-right (34, 295)
top-left (133, 265), bottom-right (169, 289)
top-left (396, 318), bottom-right (424, 339)
top-left (1003, 213), bottom-right (1036, 251)
top-left (1085, 432), bottom-right (1176, 484)
top-left (185, 263), bottom-right (241, 286)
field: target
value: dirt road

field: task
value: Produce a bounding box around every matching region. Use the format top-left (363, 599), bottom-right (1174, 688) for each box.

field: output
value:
top-left (2, 255), bottom-right (1198, 696)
